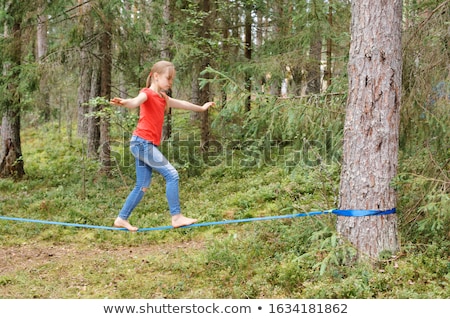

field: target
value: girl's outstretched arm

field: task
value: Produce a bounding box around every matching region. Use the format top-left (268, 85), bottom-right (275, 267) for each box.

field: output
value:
top-left (110, 92), bottom-right (147, 109)
top-left (166, 95), bottom-right (215, 112)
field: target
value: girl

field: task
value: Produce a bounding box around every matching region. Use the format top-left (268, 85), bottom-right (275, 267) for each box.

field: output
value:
top-left (110, 61), bottom-right (214, 231)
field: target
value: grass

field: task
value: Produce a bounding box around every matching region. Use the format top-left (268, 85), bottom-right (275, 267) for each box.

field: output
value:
top-left (0, 121), bottom-right (449, 299)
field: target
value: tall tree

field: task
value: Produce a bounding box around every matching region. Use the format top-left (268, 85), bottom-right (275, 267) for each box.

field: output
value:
top-left (87, 55), bottom-right (100, 158)
top-left (244, 1), bottom-right (252, 111)
top-left (161, 0), bottom-right (173, 141)
top-left (198, 0), bottom-right (214, 147)
top-left (0, 1), bottom-right (25, 178)
top-left (337, 0), bottom-right (402, 260)
top-left (306, 0), bottom-right (323, 95)
top-left (77, 0), bottom-right (93, 137)
top-left (98, 0), bottom-right (113, 172)
top-left (77, 0), bottom-right (113, 173)
top-left (324, 0), bottom-right (333, 89)
top-left (187, 0), bottom-right (214, 147)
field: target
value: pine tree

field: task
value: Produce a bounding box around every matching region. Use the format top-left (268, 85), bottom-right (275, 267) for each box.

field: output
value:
top-left (337, 0), bottom-right (402, 260)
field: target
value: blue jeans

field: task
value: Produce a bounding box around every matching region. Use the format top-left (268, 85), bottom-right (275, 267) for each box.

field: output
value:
top-left (118, 135), bottom-right (181, 220)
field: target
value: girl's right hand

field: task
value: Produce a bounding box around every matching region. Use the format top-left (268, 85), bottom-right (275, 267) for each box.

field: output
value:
top-left (110, 97), bottom-right (123, 105)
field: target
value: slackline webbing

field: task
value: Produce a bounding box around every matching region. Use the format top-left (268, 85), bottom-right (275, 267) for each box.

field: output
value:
top-left (0, 208), bottom-right (396, 232)
top-left (333, 208), bottom-right (396, 217)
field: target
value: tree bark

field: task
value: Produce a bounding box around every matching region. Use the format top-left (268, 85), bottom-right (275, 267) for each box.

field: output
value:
top-left (337, 0), bottom-right (402, 260)
top-left (1, 110), bottom-right (25, 178)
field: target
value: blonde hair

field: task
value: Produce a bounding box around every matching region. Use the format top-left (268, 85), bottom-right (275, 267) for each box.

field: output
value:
top-left (146, 61), bottom-right (176, 88)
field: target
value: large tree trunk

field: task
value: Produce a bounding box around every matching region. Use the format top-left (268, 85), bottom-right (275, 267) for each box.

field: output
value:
top-left (337, 0), bottom-right (402, 260)
top-left (0, 17), bottom-right (24, 179)
top-left (1, 110), bottom-right (24, 179)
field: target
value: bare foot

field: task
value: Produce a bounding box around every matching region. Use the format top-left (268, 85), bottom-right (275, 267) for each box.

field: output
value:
top-left (172, 214), bottom-right (198, 228)
top-left (114, 217), bottom-right (138, 232)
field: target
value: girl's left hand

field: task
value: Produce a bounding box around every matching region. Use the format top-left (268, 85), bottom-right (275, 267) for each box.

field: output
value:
top-left (202, 102), bottom-right (215, 111)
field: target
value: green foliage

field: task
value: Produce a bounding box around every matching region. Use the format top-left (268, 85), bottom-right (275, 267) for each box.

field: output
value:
top-left (396, 1), bottom-right (450, 247)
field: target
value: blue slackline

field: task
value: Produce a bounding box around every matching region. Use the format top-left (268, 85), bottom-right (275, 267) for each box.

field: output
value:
top-left (333, 208), bottom-right (396, 217)
top-left (0, 208), bottom-right (395, 232)
top-left (0, 216), bottom-right (123, 231)
top-left (139, 210), bottom-right (333, 232)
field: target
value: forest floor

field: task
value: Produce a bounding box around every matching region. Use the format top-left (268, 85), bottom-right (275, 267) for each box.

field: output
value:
top-left (0, 239), bottom-right (206, 277)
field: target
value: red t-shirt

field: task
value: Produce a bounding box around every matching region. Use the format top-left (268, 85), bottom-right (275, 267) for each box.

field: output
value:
top-left (133, 88), bottom-right (166, 146)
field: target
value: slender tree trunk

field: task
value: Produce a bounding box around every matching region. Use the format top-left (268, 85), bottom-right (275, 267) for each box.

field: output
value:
top-left (325, 1), bottom-right (333, 89)
top-left (87, 58), bottom-right (100, 158)
top-left (190, 0), bottom-right (212, 147)
top-left (337, 0), bottom-right (402, 260)
top-left (199, 0), bottom-right (212, 147)
top-left (198, 72), bottom-right (211, 148)
top-left (306, 36), bottom-right (322, 94)
top-left (77, 48), bottom-right (92, 137)
top-left (220, 8), bottom-right (230, 108)
top-left (37, 3), bottom-right (50, 122)
top-left (244, 3), bottom-right (252, 111)
top-left (99, 17), bottom-right (112, 172)
top-left (161, 0), bottom-right (173, 141)
top-left (306, 1), bottom-right (323, 95)
top-left (256, 7), bottom-right (263, 47)
top-left (77, 0), bottom-right (93, 136)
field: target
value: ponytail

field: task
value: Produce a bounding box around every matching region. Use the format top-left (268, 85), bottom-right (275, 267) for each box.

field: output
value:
top-left (145, 72), bottom-right (153, 88)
